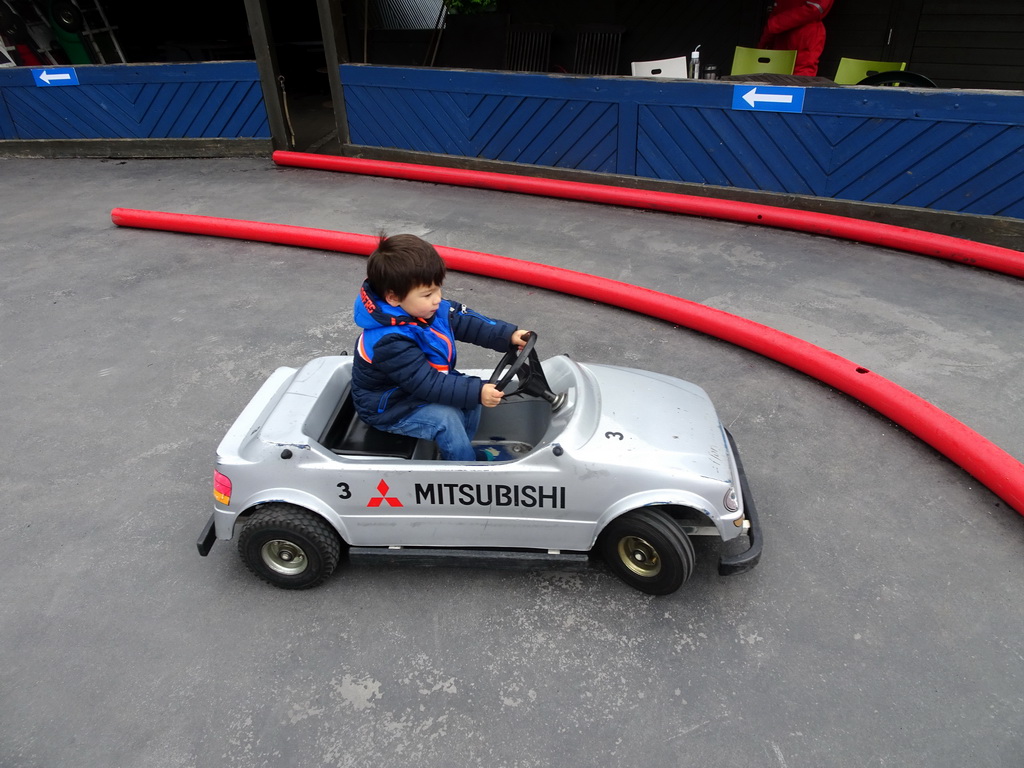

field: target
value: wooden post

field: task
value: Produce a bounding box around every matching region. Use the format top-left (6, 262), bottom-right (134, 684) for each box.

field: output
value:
top-left (242, 0), bottom-right (292, 151)
top-left (316, 0), bottom-right (351, 148)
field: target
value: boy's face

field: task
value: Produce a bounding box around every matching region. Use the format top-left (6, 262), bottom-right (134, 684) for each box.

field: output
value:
top-left (386, 283), bottom-right (443, 319)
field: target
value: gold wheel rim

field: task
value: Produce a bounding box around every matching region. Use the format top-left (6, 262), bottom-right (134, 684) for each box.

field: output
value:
top-left (617, 535), bottom-right (661, 577)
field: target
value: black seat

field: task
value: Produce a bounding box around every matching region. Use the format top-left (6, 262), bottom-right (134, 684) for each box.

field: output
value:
top-left (320, 388), bottom-right (420, 459)
top-left (571, 24), bottom-right (625, 75)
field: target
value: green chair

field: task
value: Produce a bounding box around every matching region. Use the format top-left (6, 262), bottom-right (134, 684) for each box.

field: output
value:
top-left (730, 46), bottom-right (796, 76)
top-left (834, 57), bottom-right (906, 85)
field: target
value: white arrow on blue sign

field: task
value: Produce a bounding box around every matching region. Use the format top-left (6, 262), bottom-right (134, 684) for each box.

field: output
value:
top-left (732, 85), bottom-right (805, 114)
top-left (33, 68), bottom-right (80, 87)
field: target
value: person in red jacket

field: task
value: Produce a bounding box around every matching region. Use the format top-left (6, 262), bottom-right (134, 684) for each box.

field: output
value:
top-left (758, 0), bottom-right (835, 76)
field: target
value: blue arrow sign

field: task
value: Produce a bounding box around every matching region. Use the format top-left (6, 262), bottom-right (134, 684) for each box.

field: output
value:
top-left (33, 68), bottom-right (80, 87)
top-left (732, 85), bottom-right (805, 113)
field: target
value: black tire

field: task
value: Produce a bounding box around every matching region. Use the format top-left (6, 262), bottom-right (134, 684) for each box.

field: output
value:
top-left (49, 1), bottom-right (83, 32)
top-left (857, 70), bottom-right (937, 88)
top-left (599, 510), bottom-right (694, 595)
top-left (238, 503), bottom-right (342, 589)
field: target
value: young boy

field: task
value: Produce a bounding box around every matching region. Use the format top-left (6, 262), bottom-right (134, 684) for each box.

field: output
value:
top-left (351, 233), bottom-right (531, 461)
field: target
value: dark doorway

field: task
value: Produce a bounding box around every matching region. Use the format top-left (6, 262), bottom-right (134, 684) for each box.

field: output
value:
top-left (266, 0), bottom-right (342, 152)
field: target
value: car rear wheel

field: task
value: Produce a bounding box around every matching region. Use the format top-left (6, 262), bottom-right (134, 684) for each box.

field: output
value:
top-left (238, 503), bottom-right (342, 589)
top-left (599, 510), bottom-right (694, 595)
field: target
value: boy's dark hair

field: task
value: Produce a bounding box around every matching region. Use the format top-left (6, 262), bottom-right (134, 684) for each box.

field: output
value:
top-left (366, 233), bottom-right (446, 299)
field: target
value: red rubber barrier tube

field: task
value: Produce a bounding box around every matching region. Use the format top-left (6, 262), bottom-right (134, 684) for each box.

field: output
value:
top-left (273, 151), bottom-right (1024, 279)
top-left (110, 207), bottom-right (1024, 516)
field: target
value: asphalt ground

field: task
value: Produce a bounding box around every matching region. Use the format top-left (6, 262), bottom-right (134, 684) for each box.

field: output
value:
top-left (2, 157), bottom-right (1022, 768)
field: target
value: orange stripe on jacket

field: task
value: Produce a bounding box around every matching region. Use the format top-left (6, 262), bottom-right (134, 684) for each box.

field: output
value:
top-left (359, 329), bottom-right (450, 372)
top-left (429, 327), bottom-right (454, 362)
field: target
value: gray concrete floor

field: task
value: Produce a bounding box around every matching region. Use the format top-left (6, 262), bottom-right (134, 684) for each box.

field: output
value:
top-left (1, 156), bottom-right (1022, 768)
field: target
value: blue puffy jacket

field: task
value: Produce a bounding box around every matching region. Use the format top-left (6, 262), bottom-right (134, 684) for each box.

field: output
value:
top-left (351, 281), bottom-right (517, 428)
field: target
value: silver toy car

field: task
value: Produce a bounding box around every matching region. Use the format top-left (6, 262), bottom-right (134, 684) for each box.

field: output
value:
top-left (198, 335), bottom-right (761, 594)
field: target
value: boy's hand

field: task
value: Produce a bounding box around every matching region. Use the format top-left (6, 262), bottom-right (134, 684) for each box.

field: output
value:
top-left (511, 329), bottom-right (533, 349)
top-left (481, 382), bottom-right (504, 408)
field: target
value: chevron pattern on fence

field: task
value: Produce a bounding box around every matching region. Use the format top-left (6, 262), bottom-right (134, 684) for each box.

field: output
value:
top-left (825, 118), bottom-right (1024, 217)
top-left (634, 105), bottom-right (1024, 218)
top-left (340, 65), bottom-right (1024, 219)
top-left (0, 63), bottom-right (270, 141)
top-left (346, 85), bottom-right (620, 172)
top-left (3, 81), bottom-right (268, 140)
top-left (635, 104), bottom-right (841, 195)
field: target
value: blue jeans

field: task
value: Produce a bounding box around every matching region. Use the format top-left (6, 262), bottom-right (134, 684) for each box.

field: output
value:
top-left (385, 403), bottom-right (481, 461)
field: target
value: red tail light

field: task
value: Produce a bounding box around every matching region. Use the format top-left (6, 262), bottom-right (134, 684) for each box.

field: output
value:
top-left (213, 471), bottom-right (232, 505)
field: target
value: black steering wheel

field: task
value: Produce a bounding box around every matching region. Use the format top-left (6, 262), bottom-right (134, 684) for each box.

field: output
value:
top-left (488, 332), bottom-right (567, 409)
top-left (489, 331), bottom-right (538, 392)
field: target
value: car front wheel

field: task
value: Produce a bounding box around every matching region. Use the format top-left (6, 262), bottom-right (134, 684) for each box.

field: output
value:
top-left (599, 510), bottom-right (694, 595)
top-left (238, 503), bottom-right (342, 589)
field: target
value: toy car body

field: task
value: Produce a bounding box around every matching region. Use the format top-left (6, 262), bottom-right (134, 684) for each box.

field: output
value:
top-left (199, 343), bottom-right (762, 595)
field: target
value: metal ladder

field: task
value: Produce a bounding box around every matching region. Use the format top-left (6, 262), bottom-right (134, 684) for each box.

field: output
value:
top-left (70, 0), bottom-right (125, 64)
top-left (0, 42), bottom-right (16, 67)
top-left (0, 0), bottom-right (61, 65)
top-left (0, 0), bottom-right (125, 66)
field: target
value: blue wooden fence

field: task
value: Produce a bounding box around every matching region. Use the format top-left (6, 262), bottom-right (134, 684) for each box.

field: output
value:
top-left (341, 65), bottom-right (1024, 219)
top-left (0, 62), bottom-right (269, 141)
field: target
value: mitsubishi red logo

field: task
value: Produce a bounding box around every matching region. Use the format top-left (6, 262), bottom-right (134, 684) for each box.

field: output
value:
top-left (368, 479), bottom-right (403, 508)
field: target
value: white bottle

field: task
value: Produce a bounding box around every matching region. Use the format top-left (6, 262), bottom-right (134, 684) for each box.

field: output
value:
top-left (689, 45), bottom-right (701, 79)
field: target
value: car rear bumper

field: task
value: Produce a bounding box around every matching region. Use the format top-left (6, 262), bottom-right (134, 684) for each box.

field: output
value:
top-left (718, 430), bottom-right (763, 576)
top-left (197, 513), bottom-right (217, 556)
